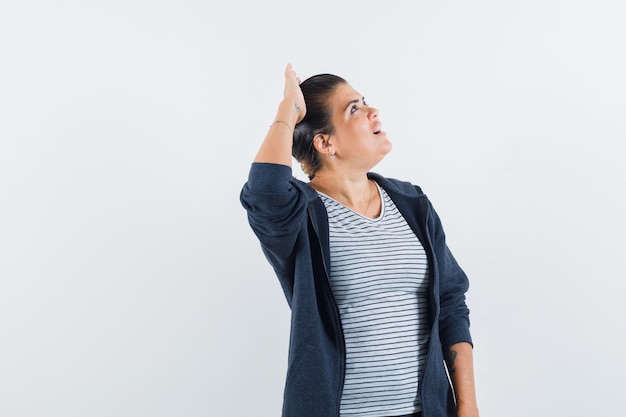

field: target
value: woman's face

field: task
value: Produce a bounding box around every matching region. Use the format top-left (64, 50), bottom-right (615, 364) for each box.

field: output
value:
top-left (326, 83), bottom-right (392, 171)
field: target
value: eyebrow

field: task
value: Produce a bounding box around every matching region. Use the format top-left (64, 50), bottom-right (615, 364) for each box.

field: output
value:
top-left (343, 96), bottom-right (365, 112)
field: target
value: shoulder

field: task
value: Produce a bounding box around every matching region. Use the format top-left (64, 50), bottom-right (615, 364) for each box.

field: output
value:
top-left (368, 172), bottom-right (426, 198)
top-left (244, 162), bottom-right (319, 201)
top-left (291, 175), bottom-right (320, 203)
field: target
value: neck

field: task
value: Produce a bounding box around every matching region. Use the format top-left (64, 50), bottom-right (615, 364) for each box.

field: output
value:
top-left (310, 169), bottom-right (378, 217)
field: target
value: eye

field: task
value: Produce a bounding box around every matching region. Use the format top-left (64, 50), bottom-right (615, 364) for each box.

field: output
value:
top-left (350, 104), bottom-right (359, 114)
top-left (363, 98), bottom-right (368, 106)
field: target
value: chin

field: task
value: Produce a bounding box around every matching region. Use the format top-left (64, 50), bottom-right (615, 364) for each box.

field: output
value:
top-left (381, 139), bottom-right (393, 155)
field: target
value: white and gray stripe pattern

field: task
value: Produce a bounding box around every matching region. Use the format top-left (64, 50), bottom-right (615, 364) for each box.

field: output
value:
top-left (317, 183), bottom-right (430, 417)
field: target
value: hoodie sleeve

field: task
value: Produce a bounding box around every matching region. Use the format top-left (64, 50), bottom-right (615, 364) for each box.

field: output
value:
top-left (240, 163), bottom-right (309, 294)
top-left (428, 201), bottom-right (473, 350)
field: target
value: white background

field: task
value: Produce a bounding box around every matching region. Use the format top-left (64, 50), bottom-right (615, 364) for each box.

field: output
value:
top-left (1, 1), bottom-right (625, 416)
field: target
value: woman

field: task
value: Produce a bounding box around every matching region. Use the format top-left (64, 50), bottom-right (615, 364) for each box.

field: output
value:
top-left (240, 64), bottom-right (479, 417)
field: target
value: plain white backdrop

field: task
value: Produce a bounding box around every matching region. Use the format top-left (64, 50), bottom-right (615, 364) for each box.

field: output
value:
top-left (1, 1), bottom-right (625, 416)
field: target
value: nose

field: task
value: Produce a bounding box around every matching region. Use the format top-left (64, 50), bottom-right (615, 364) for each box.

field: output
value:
top-left (368, 106), bottom-right (379, 119)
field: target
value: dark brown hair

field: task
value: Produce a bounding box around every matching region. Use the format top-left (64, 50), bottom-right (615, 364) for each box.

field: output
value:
top-left (292, 74), bottom-right (347, 179)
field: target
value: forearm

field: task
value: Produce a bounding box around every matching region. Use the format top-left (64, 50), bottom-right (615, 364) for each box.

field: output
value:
top-left (254, 99), bottom-right (301, 166)
top-left (445, 342), bottom-right (479, 417)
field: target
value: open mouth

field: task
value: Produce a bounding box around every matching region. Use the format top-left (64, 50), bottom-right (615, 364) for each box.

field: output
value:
top-left (373, 124), bottom-right (382, 134)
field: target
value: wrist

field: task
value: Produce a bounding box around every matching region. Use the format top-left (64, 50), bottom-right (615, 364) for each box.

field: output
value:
top-left (270, 119), bottom-right (293, 134)
top-left (276, 98), bottom-right (302, 126)
top-left (457, 400), bottom-right (479, 417)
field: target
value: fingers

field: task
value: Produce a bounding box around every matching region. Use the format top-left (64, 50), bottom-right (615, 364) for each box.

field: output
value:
top-left (285, 63), bottom-right (303, 85)
top-left (285, 63), bottom-right (296, 79)
top-left (281, 63), bottom-right (306, 122)
top-left (283, 63), bottom-right (301, 95)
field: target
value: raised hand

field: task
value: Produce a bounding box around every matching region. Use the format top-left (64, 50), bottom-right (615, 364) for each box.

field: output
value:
top-left (252, 63), bottom-right (306, 166)
top-left (283, 63), bottom-right (306, 124)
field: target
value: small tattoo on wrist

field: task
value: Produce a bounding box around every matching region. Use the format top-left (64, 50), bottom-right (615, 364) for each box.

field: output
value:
top-left (295, 102), bottom-right (301, 113)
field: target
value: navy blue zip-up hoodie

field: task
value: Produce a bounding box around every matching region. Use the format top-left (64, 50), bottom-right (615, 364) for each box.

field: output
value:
top-left (241, 163), bottom-right (472, 417)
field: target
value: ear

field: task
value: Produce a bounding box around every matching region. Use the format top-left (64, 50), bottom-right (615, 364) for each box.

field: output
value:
top-left (313, 134), bottom-right (334, 156)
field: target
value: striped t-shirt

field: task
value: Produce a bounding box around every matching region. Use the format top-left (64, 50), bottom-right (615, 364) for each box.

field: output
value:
top-left (317, 182), bottom-right (430, 417)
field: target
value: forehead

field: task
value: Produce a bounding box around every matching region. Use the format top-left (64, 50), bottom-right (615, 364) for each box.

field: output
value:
top-left (329, 83), bottom-right (362, 111)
